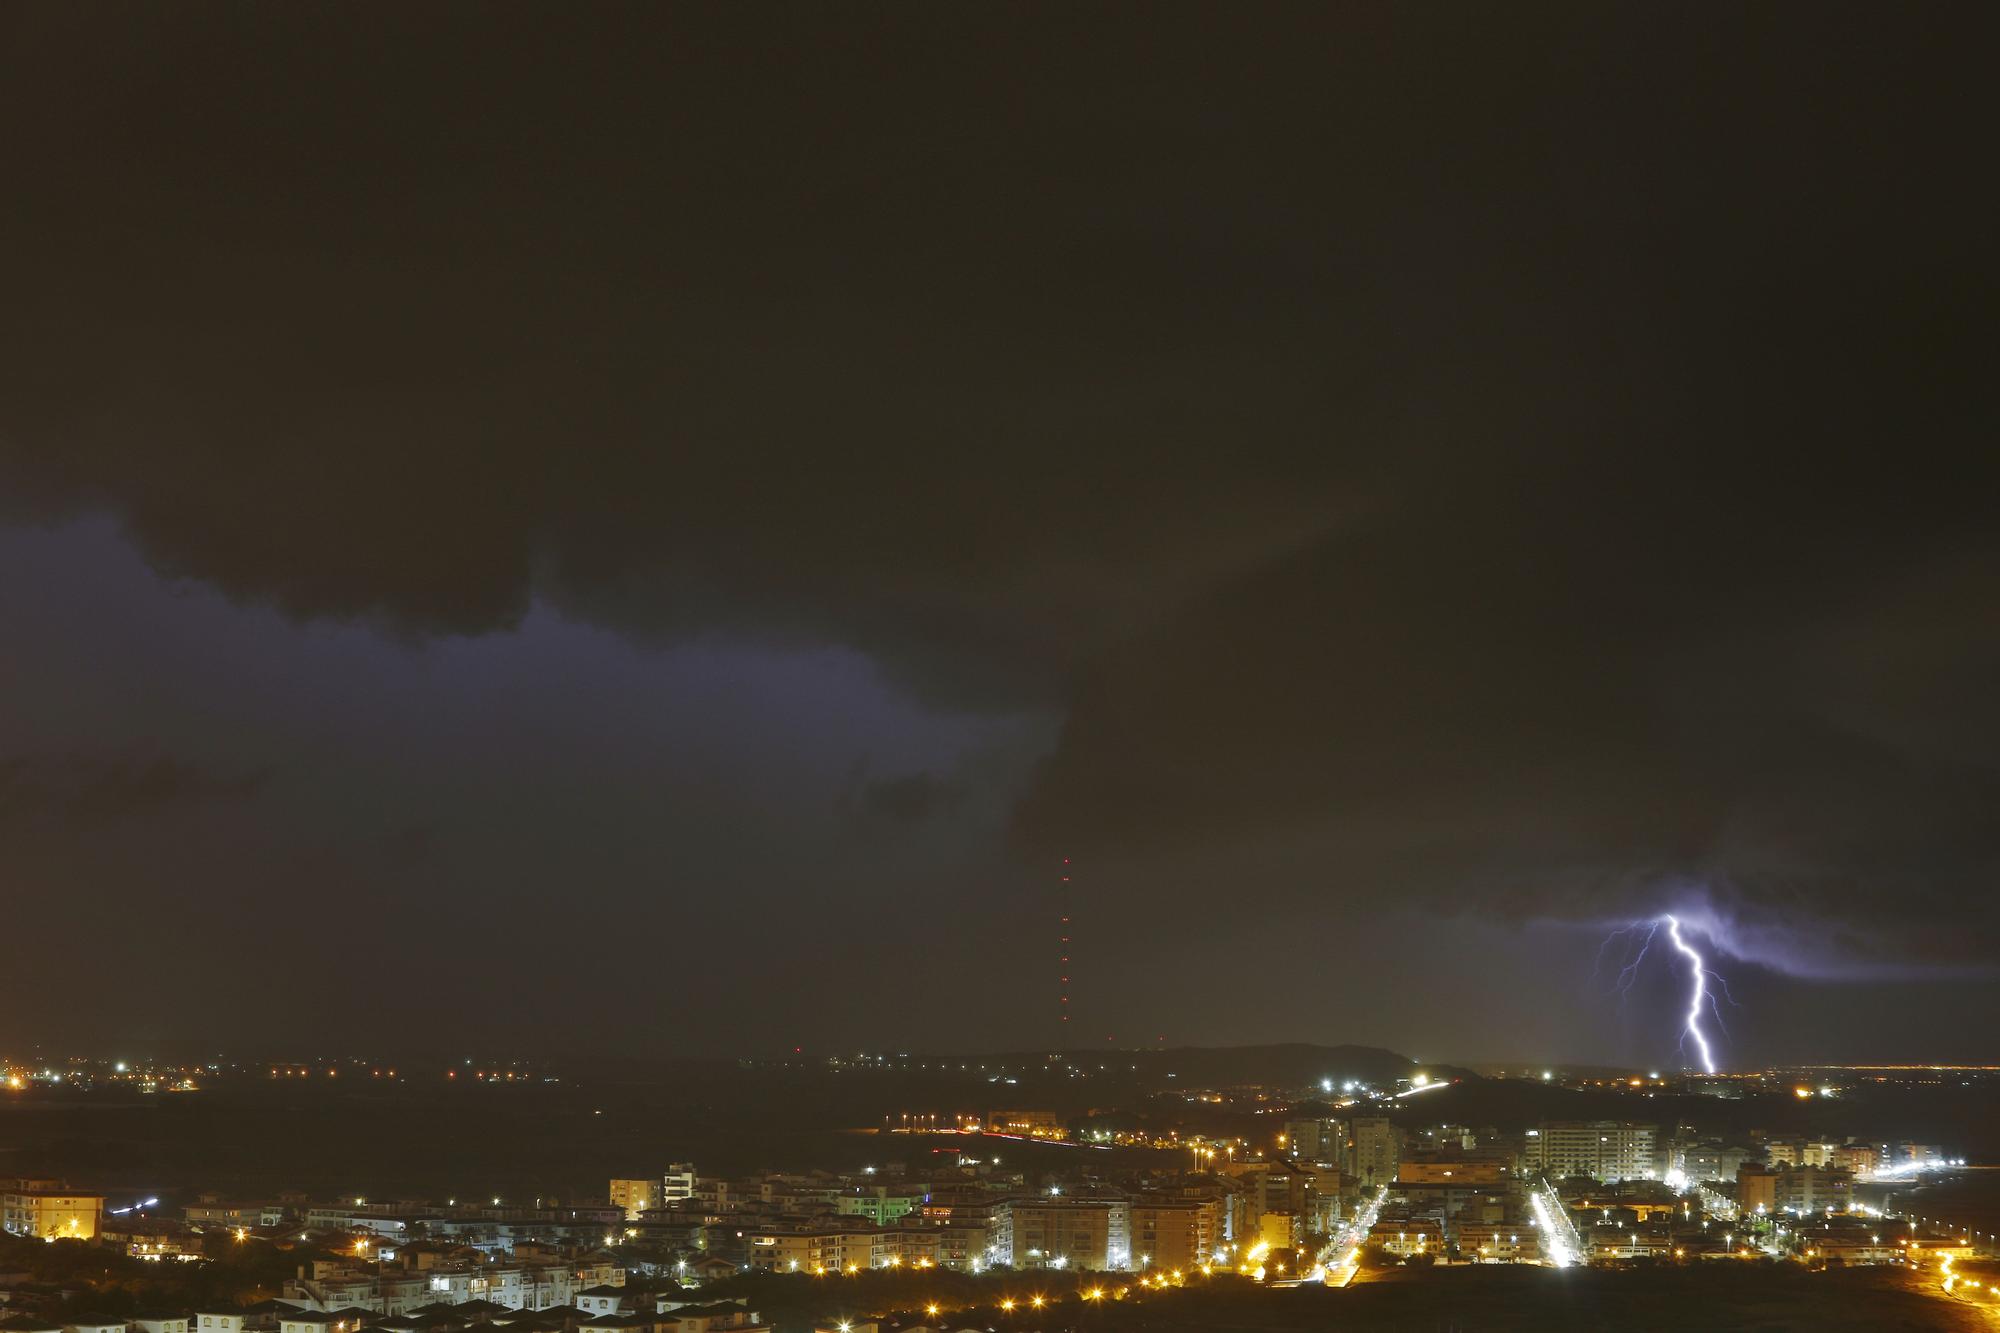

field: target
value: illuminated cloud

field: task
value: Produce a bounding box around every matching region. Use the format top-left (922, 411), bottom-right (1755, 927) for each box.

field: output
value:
top-left (0, 3), bottom-right (1991, 1051)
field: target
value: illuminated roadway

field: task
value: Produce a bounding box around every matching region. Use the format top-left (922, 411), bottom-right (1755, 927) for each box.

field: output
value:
top-left (1306, 1185), bottom-right (1389, 1287)
top-left (1529, 1177), bottom-right (1582, 1267)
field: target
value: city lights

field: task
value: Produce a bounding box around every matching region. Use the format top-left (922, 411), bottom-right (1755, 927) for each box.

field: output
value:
top-left (0, 1049), bottom-right (1985, 1329)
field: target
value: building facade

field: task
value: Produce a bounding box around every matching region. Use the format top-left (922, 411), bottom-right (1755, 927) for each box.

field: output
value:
top-left (1526, 1122), bottom-right (1660, 1183)
top-left (994, 1199), bottom-right (1129, 1270)
top-left (1, 1184), bottom-right (104, 1239)
top-left (1347, 1118), bottom-right (1400, 1190)
top-left (609, 1180), bottom-right (656, 1221)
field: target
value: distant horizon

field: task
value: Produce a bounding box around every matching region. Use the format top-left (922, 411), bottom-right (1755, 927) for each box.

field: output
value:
top-left (9, 1040), bottom-right (2000, 1074)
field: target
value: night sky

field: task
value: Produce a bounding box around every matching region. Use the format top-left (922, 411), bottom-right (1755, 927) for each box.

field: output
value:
top-left (3, 3), bottom-right (1994, 1066)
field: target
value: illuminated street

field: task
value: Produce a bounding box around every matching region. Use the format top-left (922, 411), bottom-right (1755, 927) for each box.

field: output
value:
top-left (1530, 1178), bottom-right (1583, 1268)
top-left (1314, 1186), bottom-right (1390, 1287)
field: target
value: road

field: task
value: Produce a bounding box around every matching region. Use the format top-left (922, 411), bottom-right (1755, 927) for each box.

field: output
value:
top-left (1528, 1176), bottom-right (1583, 1266)
top-left (1309, 1185), bottom-right (1389, 1288)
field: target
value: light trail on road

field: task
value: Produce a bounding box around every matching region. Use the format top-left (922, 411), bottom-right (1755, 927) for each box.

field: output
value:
top-left (1309, 1185), bottom-right (1388, 1287)
top-left (1530, 1178), bottom-right (1582, 1267)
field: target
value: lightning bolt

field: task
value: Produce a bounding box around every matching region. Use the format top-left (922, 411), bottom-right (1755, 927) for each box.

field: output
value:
top-left (1596, 920), bottom-right (1660, 1003)
top-left (1663, 914), bottom-right (1717, 1074)
top-left (1615, 922), bottom-right (1659, 997)
top-left (1593, 913), bottom-right (1731, 1074)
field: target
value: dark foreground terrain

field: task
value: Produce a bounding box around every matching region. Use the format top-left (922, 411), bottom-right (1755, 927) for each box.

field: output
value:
top-left (803, 1265), bottom-right (1984, 1332)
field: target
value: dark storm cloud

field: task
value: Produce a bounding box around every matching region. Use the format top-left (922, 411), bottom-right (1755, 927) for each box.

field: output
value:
top-left (0, 751), bottom-right (269, 827)
top-left (1, 0), bottom-right (1995, 1000)
top-left (858, 771), bottom-right (968, 824)
top-left (380, 821), bottom-right (444, 867)
top-left (1015, 529), bottom-right (2000, 977)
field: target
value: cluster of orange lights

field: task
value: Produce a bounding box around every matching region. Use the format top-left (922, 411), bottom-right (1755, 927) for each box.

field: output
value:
top-left (263, 1065), bottom-right (530, 1081)
top-left (820, 1286), bottom-right (1131, 1318)
top-left (810, 1258), bottom-right (941, 1276)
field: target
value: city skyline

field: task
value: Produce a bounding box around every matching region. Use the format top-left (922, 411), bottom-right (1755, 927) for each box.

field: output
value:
top-left (1, 1041), bottom-right (1993, 1328)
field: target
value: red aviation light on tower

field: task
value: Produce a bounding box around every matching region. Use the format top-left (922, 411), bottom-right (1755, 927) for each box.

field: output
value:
top-left (1058, 857), bottom-right (1074, 1037)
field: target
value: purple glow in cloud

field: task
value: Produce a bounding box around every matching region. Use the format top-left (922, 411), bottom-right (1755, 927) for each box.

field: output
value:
top-left (1570, 881), bottom-right (1997, 985)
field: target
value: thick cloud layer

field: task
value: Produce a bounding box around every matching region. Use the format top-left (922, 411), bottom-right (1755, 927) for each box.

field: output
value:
top-left (2, 2), bottom-right (1995, 1020)
top-left (0, 751), bottom-right (268, 827)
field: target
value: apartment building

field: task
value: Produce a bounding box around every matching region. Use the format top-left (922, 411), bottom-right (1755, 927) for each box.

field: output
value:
top-left (1525, 1122), bottom-right (1660, 1183)
top-left (993, 1198), bottom-right (1131, 1270)
top-left (1, 1179), bottom-right (105, 1239)
top-left (1127, 1198), bottom-right (1223, 1270)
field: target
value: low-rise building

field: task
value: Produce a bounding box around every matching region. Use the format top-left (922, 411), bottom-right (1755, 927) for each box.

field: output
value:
top-left (577, 1286), bottom-right (629, 1317)
top-left (192, 1299), bottom-right (287, 1333)
top-left (834, 1187), bottom-right (918, 1226)
top-left (1795, 1225), bottom-right (1901, 1265)
top-left (277, 1309), bottom-right (374, 1333)
top-left (186, 1202), bottom-right (287, 1231)
top-left (1588, 1223), bottom-right (1671, 1260)
top-left (131, 1316), bottom-right (191, 1333)
top-left (739, 1225), bottom-right (876, 1275)
top-left (984, 1111), bottom-right (1064, 1140)
top-left (1453, 1222), bottom-right (1539, 1263)
top-left (654, 1302), bottom-right (763, 1333)
top-left (1397, 1156), bottom-right (1506, 1186)
top-left (0, 1318), bottom-right (62, 1333)
top-left (1368, 1219), bottom-right (1441, 1259)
